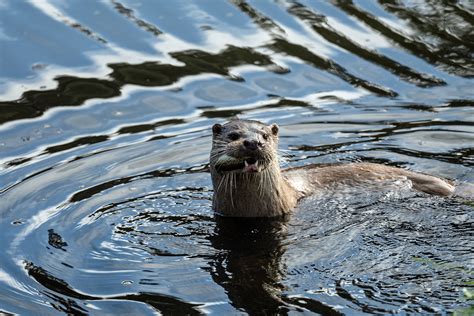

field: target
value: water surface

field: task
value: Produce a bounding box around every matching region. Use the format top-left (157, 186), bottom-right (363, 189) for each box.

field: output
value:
top-left (0, 0), bottom-right (473, 314)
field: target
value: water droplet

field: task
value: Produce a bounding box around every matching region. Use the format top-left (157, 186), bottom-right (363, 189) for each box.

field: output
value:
top-left (122, 280), bottom-right (133, 286)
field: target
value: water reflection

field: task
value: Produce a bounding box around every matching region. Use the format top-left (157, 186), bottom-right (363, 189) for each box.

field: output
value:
top-left (25, 261), bottom-right (203, 315)
top-left (209, 217), bottom-right (290, 314)
top-left (287, 1), bottom-right (445, 87)
top-left (378, 0), bottom-right (474, 76)
top-left (0, 46), bottom-right (280, 124)
top-left (111, 1), bottom-right (163, 37)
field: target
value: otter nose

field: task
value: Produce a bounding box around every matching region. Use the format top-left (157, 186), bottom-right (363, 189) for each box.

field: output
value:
top-left (243, 139), bottom-right (262, 150)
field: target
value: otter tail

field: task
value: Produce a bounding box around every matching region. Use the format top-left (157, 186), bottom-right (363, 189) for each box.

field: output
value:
top-left (403, 171), bottom-right (455, 196)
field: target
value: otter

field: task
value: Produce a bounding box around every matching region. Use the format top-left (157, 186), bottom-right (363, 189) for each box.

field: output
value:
top-left (210, 119), bottom-right (456, 217)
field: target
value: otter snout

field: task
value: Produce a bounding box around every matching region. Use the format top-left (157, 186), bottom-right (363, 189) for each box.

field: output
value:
top-left (243, 139), bottom-right (263, 151)
top-left (240, 136), bottom-right (267, 159)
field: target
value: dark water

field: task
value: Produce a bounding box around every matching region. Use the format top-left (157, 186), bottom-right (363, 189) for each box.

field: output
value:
top-left (1, 0), bottom-right (473, 314)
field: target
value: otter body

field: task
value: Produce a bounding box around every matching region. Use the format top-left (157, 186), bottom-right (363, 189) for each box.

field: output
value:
top-left (210, 119), bottom-right (455, 217)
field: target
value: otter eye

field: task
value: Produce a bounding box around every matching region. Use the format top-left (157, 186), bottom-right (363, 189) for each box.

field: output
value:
top-left (228, 132), bottom-right (240, 141)
top-left (262, 133), bottom-right (269, 141)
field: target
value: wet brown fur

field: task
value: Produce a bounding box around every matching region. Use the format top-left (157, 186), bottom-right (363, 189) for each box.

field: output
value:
top-left (210, 119), bottom-right (455, 217)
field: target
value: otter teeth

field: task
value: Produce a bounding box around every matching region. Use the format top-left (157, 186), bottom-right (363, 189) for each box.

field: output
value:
top-left (244, 158), bottom-right (259, 173)
top-left (244, 159), bottom-right (257, 166)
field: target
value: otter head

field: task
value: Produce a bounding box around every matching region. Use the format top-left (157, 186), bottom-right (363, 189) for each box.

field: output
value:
top-left (210, 119), bottom-right (279, 174)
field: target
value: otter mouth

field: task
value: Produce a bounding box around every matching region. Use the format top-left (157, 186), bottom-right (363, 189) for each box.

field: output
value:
top-left (243, 157), bottom-right (259, 173)
top-left (214, 155), bottom-right (264, 173)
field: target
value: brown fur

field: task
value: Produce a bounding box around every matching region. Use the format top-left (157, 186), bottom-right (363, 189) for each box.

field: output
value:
top-left (285, 163), bottom-right (454, 196)
top-left (211, 162), bottom-right (300, 217)
top-left (210, 119), bottom-right (455, 217)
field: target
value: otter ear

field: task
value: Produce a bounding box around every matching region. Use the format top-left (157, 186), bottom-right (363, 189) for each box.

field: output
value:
top-left (212, 123), bottom-right (223, 135)
top-left (270, 123), bottom-right (279, 136)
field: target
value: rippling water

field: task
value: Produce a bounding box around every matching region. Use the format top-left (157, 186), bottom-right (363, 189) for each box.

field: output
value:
top-left (0, 1), bottom-right (473, 314)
